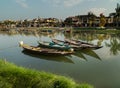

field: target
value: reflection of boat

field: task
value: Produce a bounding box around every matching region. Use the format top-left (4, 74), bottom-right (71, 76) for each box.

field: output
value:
top-left (81, 49), bottom-right (101, 60)
top-left (52, 39), bottom-right (103, 50)
top-left (19, 41), bottom-right (73, 55)
top-left (38, 41), bottom-right (71, 50)
top-left (73, 49), bottom-right (101, 61)
top-left (73, 51), bottom-right (87, 61)
top-left (22, 50), bottom-right (74, 64)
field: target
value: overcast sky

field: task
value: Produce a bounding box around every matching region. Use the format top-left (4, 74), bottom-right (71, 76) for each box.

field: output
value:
top-left (0, 0), bottom-right (119, 20)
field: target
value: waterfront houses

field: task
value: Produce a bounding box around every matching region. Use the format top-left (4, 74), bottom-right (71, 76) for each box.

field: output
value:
top-left (64, 3), bottom-right (120, 28)
top-left (0, 3), bottom-right (120, 30)
top-left (15, 18), bottom-right (60, 28)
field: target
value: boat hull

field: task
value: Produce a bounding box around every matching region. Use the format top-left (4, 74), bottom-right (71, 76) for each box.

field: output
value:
top-left (52, 39), bottom-right (103, 50)
top-left (38, 41), bottom-right (71, 51)
top-left (21, 44), bottom-right (73, 56)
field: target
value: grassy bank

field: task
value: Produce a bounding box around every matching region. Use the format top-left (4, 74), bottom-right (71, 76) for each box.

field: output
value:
top-left (0, 59), bottom-right (93, 88)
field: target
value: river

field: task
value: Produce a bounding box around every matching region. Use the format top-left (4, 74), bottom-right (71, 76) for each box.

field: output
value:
top-left (0, 30), bottom-right (120, 88)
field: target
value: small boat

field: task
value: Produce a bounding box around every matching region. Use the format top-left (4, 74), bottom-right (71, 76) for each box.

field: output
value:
top-left (22, 50), bottom-right (74, 64)
top-left (19, 41), bottom-right (73, 55)
top-left (38, 41), bottom-right (71, 50)
top-left (64, 39), bottom-right (103, 49)
top-left (65, 39), bottom-right (93, 45)
top-left (52, 39), bottom-right (103, 50)
top-left (52, 39), bottom-right (83, 50)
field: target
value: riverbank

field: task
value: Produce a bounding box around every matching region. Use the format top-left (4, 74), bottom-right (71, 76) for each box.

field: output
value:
top-left (0, 59), bottom-right (93, 88)
top-left (0, 27), bottom-right (120, 32)
top-left (0, 27), bottom-right (120, 39)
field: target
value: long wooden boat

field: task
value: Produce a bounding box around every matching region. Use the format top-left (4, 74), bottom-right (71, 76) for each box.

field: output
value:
top-left (52, 39), bottom-right (103, 50)
top-left (65, 39), bottom-right (103, 49)
top-left (65, 39), bottom-right (93, 45)
top-left (52, 39), bottom-right (82, 50)
top-left (19, 41), bottom-right (73, 55)
top-left (22, 50), bottom-right (74, 64)
top-left (38, 41), bottom-right (71, 50)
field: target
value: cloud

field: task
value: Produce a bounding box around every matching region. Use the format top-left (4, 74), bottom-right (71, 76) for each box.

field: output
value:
top-left (89, 8), bottom-right (107, 16)
top-left (63, 0), bottom-right (83, 7)
top-left (15, 0), bottom-right (28, 8)
top-left (87, 0), bottom-right (96, 1)
top-left (109, 0), bottom-right (118, 2)
top-left (42, 0), bottom-right (96, 7)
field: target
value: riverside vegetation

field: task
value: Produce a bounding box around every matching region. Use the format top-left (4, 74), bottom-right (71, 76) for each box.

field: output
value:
top-left (0, 59), bottom-right (93, 88)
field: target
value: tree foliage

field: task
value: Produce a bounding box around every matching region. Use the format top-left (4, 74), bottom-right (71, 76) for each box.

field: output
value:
top-left (99, 13), bottom-right (106, 27)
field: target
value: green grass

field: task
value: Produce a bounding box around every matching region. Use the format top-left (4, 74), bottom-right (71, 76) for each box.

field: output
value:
top-left (0, 59), bottom-right (94, 88)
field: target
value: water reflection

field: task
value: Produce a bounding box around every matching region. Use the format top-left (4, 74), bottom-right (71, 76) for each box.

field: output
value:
top-left (1, 29), bottom-right (120, 57)
top-left (65, 31), bottom-right (97, 43)
top-left (81, 49), bottom-right (101, 60)
top-left (64, 31), bottom-right (120, 56)
top-left (74, 51), bottom-right (87, 61)
top-left (105, 36), bottom-right (120, 55)
top-left (22, 50), bottom-right (74, 64)
top-left (73, 49), bottom-right (101, 61)
top-left (0, 29), bottom-right (57, 38)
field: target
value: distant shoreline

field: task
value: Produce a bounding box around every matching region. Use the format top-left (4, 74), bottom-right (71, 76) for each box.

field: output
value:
top-left (0, 27), bottom-right (120, 35)
top-left (0, 26), bottom-right (120, 30)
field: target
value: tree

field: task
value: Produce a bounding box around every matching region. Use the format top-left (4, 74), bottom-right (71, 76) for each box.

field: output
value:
top-left (64, 17), bottom-right (72, 27)
top-left (115, 3), bottom-right (120, 27)
top-left (3, 20), bottom-right (16, 28)
top-left (99, 13), bottom-right (106, 28)
top-left (22, 19), bottom-right (29, 27)
top-left (88, 12), bottom-right (96, 27)
top-left (116, 3), bottom-right (120, 17)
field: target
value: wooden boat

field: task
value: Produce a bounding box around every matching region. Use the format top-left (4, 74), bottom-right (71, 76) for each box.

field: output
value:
top-left (38, 41), bottom-right (71, 50)
top-left (65, 39), bottom-right (93, 45)
top-left (22, 50), bottom-right (74, 64)
top-left (19, 41), bottom-right (73, 55)
top-left (65, 39), bottom-right (103, 49)
top-left (52, 39), bottom-right (103, 50)
top-left (52, 39), bottom-right (81, 50)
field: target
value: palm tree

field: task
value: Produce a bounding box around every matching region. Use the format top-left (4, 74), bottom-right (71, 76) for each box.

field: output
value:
top-left (115, 3), bottom-right (120, 27)
top-left (88, 12), bottom-right (96, 27)
top-left (99, 13), bottom-right (106, 28)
